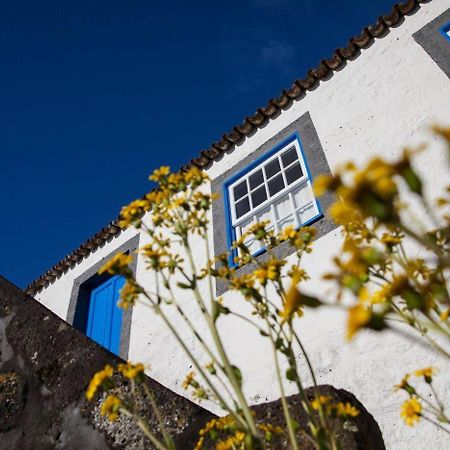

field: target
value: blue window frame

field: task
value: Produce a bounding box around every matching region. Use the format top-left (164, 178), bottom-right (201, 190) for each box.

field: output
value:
top-left (223, 133), bottom-right (322, 265)
top-left (439, 22), bottom-right (450, 42)
top-left (74, 273), bottom-right (125, 355)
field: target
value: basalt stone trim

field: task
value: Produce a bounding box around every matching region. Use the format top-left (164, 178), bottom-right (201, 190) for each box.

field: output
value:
top-left (211, 111), bottom-right (337, 296)
top-left (0, 276), bottom-right (214, 450)
top-left (66, 234), bottom-right (140, 361)
top-left (413, 7), bottom-right (450, 77)
top-left (26, 0), bottom-right (428, 297)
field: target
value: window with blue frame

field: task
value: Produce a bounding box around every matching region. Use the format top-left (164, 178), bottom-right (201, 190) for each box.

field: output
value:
top-left (73, 272), bottom-right (125, 355)
top-left (224, 135), bottom-right (321, 259)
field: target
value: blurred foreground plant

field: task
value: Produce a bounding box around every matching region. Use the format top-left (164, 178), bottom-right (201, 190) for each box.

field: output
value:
top-left (87, 164), bottom-right (351, 449)
top-left (314, 125), bottom-right (450, 433)
top-left (86, 125), bottom-right (450, 447)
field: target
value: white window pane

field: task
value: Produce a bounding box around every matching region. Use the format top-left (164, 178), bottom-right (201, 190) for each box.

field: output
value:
top-left (292, 183), bottom-right (313, 209)
top-left (274, 194), bottom-right (292, 221)
top-left (240, 217), bottom-right (254, 237)
top-left (256, 207), bottom-right (272, 225)
top-left (246, 239), bottom-right (261, 254)
top-left (278, 214), bottom-right (295, 231)
top-left (300, 203), bottom-right (319, 224)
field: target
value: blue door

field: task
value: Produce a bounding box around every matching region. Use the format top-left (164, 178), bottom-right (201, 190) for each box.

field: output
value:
top-left (86, 275), bottom-right (124, 355)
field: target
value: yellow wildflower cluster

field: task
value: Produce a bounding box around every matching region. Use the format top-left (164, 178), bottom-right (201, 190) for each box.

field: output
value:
top-left (118, 280), bottom-right (141, 309)
top-left (400, 397), bottom-right (422, 426)
top-left (195, 416), bottom-right (237, 450)
top-left (100, 395), bottom-right (122, 422)
top-left (279, 274), bottom-right (304, 323)
top-left (335, 402), bottom-right (360, 418)
top-left (253, 259), bottom-right (285, 286)
top-left (119, 199), bottom-right (151, 229)
top-left (346, 304), bottom-right (372, 341)
top-left (215, 431), bottom-right (246, 450)
top-left (311, 395), bottom-right (359, 418)
top-left (119, 165), bottom-right (211, 235)
top-left (99, 252), bottom-right (133, 276)
top-left (86, 365), bottom-right (113, 400)
top-left (257, 423), bottom-right (283, 441)
top-left (182, 371), bottom-right (199, 390)
top-left (414, 366), bottom-right (435, 384)
top-left (118, 362), bottom-right (145, 380)
top-left (280, 225), bottom-right (317, 253)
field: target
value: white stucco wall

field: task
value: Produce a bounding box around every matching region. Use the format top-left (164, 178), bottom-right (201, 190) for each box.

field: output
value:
top-left (36, 2), bottom-right (450, 448)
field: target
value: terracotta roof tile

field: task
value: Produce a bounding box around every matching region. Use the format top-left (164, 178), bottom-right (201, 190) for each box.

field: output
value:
top-left (25, 0), bottom-right (426, 296)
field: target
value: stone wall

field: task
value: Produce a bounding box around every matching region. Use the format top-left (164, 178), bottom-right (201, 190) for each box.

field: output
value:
top-left (0, 276), bottom-right (212, 450)
top-left (0, 275), bottom-right (385, 449)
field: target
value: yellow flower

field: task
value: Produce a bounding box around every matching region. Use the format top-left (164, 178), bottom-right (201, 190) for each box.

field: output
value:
top-left (119, 199), bottom-right (150, 228)
top-left (118, 362), bottom-right (145, 380)
top-left (370, 285), bottom-right (392, 305)
top-left (279, 225), bottom-right (297, 241)
top-left (194, 436), bottom-right (205, 450)
top-left (440, 308), bottom-right (449, 321)
top-left (99, 252), bottom-right (133, 276)
top-left (336, 402), bottom-right (360, 417)
top-left (313, 174), bottom-right (341, 196)
top-left (215, 431), bottom-right (245, 450)
top-left (279, 274), bottom-right (304, 323)
top-left (414, 367), bottom-right (435, 383)
top-left (400, 397), bottom-right (422, 426)
top-left (311, 395), bottom-right (331, 410)
top-left (149, 166), bottom-right (170, 182)
top-left (346, 304), bottom-right (371, 340)
top-left (258, 423), bottom-right (283, 436)
top-left (328, 200), bottom-right (362, 227)
top-left (394, 374), bottom-right (411, 392)
top-left (381, 233), bottom-right (403, 247)
top-left (100, 395), bottom-right (122, 422)
top-left (86, 365), bottom-right (114, 400)
top-left (182, 371), bottom-right (198, 390)
top-left (118, 280), bottom-right (141, 309)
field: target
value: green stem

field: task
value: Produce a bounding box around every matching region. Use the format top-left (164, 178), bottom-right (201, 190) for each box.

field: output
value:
top-left (266, 320), bottom-right (299, 450)
top-left (142, 383), bottom-right (176, 450)
top-left (120, 408), bottom-right (169, 450)
top-left (142, 283), bottom-right (245, 429)
top-left (185, 241), bottom-right (260, 438)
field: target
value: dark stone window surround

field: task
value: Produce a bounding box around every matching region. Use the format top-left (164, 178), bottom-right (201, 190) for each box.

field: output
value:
top-left (211, 111), bottom-right (337, 296)
top-left (67, 233), bottom-right (140, 359)
top-left (413, 8), bottom-right (450, 78)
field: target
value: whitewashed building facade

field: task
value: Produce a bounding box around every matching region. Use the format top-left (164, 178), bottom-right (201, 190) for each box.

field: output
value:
top-left (27, 1), bottom-right (450, 448)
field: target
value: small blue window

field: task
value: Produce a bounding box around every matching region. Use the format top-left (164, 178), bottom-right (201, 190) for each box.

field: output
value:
top-left (223, 134), bottom-right (322, 263)
top-left (73, 273), bottom-right (124, 355)
top-left (440, 22), bottom-right (450, 42)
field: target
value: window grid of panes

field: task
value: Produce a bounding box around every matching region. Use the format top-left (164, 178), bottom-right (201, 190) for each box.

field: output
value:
top-left (228, 139), bottom-right (320, 255)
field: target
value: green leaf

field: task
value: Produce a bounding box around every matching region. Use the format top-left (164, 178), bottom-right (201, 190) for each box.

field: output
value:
top-left (176, 281), bottom-right (192, 290)
top-left (300, 294), bottom-right (322, 308)
top-left (231, 365), bottom-right (242, 387)
top-left (402, 288), bottom-right (425, 310)
top-left (402, 167), bottom-right (422, 195)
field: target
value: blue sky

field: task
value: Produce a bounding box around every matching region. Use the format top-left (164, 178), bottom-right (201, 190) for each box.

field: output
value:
top-left (0, 0), bottom-right (397, 288)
